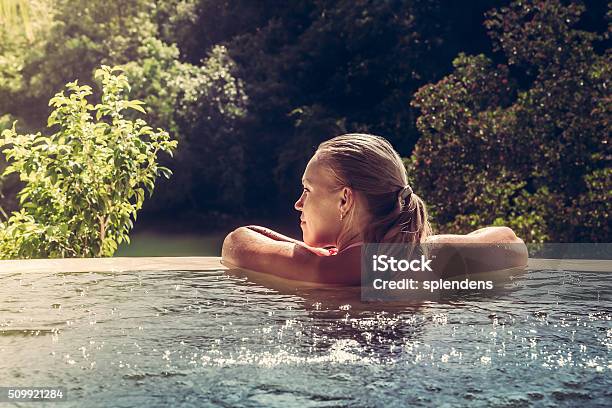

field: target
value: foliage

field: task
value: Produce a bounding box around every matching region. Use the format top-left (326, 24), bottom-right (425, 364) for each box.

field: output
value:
top-left (121, 39), bottom-right (248, 210)
top-left (2, 0), bottom-right (158, 125)
top-left (193, 0), bottom-right (478, 211)
top-left (0, 66), bottom-right (177, 258)
top-left (0, 0), bottom-right (608, 237)
top-left (0, 0), bottom-right (54, 121)
top-left (0, 0), bottom-right (247, 217)
top-left (571, 168), bottom-right (612, 242)
top-left (0, 0), bottom-right (49, 41)
top-left (411, 0), bottom-right (610, 242)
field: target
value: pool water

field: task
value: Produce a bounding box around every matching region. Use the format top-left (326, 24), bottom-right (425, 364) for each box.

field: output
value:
top-left (0, 267), bottom-right (610, 407)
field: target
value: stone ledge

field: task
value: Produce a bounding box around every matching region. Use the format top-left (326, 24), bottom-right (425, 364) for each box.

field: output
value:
top-left (527, 258), bottom-right (611, 273)
top-left (0, 256), bottom-right (227, 274)
top-left (0, 257), bottom-right (609, 274)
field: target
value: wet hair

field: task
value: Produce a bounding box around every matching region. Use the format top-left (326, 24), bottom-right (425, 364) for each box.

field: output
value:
top-left (315, 133), bottom-right (432, 243)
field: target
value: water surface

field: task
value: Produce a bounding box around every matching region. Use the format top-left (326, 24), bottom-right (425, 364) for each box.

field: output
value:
top-left (0, 266), bottom-right (610, 407)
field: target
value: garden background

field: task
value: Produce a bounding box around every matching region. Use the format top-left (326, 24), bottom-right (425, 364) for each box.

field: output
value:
top-left (0, 0), bottom-right (609, 258)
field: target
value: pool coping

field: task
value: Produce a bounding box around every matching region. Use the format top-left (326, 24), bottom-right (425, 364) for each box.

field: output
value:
top-left (0, 256), bottom-right (228, 273)
top-left (0, 257), bottom-right (610, 273)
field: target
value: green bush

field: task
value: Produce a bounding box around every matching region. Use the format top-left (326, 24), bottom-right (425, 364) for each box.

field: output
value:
top-left (0, 66), bottom-right (177, 258)
top-left (0, 1), bottom-right (248, 216)
top-left (411, 0), bottom-right (610, 242)
top-left (121, 40), bottom-right (248, 211)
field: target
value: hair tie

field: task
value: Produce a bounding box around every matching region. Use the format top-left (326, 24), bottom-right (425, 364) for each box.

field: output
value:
top-left (398, 185), bottom-right (413, 207)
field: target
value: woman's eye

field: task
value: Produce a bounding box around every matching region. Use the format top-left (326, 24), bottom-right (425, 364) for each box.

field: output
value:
top-left (302, 188), bottom-right (309, 193)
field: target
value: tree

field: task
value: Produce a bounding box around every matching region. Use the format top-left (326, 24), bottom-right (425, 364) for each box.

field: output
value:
top-left (411, 0), bottom-right (610, 242)
top-left (0, 66), bottom-right (177, 258)
top-left (194, 0), bottom-right (475, 214)
top-left (0, 0), bottom-right (247, 219)
top-left (121, 40), bottom-right (247, 212)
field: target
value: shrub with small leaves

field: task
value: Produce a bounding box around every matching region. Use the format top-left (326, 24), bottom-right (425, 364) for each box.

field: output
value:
top-left (411, 0), bottom-right (610, 242)
top-left (121, 40), bottom-right (248, 211)
top-left (0, 66), bottom-right (177, 258)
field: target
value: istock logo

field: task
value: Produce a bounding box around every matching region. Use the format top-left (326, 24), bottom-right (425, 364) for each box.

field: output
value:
top-left (372, 255), bottom-right (433, 272)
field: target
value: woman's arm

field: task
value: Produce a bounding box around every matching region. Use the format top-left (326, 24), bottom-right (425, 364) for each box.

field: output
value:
top-left (426, 226), bottom-right (528, 273)
top-left (244, 225), bottom-right (302, 243)
top-left (221, 227), bottom-right (360, 284)
top-left (426, 226), bottom-right (523, 245)
top-left (243, 225), bottom-right (331, 255)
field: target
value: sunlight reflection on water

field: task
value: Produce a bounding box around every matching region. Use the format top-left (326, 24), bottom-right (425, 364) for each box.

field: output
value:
top-left (0, 267), bottom-right (610, 407)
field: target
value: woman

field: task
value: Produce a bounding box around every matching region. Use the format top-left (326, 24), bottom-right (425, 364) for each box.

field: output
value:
top-left (222, 134), bottom-right (527, 285)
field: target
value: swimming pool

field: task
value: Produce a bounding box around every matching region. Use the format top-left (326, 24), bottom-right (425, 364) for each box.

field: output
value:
top-left (0, 259), bottom-right (610, 407)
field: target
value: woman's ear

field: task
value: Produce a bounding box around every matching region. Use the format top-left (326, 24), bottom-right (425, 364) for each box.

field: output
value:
top-left (339, 187), bottom-right (353, 212)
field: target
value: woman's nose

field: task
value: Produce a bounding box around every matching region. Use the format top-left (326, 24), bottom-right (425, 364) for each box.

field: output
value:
top-left (294, 193), bottom-right (304, 211)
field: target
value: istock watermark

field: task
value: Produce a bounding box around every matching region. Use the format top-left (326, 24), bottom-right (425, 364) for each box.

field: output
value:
top-left (371, 254), bottom-right (433, 272)
top-left (360, 243), bottom-right (533, 301)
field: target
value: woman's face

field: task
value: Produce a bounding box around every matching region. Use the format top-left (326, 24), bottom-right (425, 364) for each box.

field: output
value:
top-left (294, 156), bottom-right (344, 247)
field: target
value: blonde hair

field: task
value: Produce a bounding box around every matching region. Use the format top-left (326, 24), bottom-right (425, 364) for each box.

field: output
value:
top-left (316, 133), bottom-right (432, 244)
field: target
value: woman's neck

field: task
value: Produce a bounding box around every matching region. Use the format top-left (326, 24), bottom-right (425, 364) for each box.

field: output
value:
top-left (336, 204), bottom-right (368, 251)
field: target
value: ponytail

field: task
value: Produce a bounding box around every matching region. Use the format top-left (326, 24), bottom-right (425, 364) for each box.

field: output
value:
top-left (363, 191), bottom-right (432, 244)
